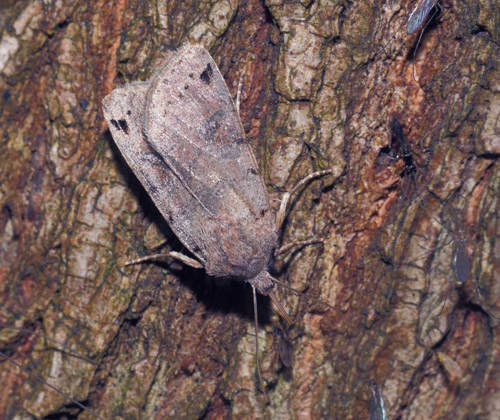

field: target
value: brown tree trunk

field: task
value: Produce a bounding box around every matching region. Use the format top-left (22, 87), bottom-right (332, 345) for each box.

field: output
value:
top-left (0, 0), bottom-right (499, 419)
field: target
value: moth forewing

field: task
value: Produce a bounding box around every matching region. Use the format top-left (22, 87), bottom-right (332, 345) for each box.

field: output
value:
top-left (143, 44), bottom-right (276, 281)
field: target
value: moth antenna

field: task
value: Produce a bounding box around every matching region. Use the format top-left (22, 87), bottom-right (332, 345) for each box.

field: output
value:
top-left (252, 287), bottom-right (268, 398)
top-left (0, 350), bottom-right (105, 420)
top-left (271, 277), bottom-right (334, 311)
top-left (0, 324), bottom-right (98, 366)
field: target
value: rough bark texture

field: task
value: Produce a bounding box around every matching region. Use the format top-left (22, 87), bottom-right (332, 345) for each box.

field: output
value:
top-left (0, 0), bottom-right (499, 419)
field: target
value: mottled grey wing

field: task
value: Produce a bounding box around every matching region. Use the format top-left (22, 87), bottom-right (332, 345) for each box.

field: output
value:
top-left (144, 45), bottom-right (276, 280)
top-left (102, 82), bottom-right (205, 265)
top-left (406, 0), bottom-right (438, 34)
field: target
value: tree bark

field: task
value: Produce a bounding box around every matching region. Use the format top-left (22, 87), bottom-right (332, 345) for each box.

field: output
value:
top-left (0, 0), bottom-right (499, 419)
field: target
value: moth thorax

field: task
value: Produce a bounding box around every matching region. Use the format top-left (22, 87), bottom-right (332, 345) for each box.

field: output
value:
top-left (248, 270), bottom-right (275, 295)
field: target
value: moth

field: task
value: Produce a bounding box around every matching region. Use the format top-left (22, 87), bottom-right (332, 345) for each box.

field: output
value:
top-left (102, 44), bottom-right (330, 386)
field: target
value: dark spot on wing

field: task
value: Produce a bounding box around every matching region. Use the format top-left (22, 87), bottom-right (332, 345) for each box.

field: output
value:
top-left (110, 119), bottom-right (128, 134)
top-left (200, 63), bottom-right (213, 85)
top-left (117, 119), bottom-right (129, 134)
top-left (202, 109), bottom-right (246, 145)
top-left (248, 168), bottom-right (258, 175)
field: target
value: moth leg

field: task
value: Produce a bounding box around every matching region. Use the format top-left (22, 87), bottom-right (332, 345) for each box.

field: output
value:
top-left (274, 169), bottom-right (331, 232)
top-left (251, 287), bottom-right (265, 393)
top-left (275, 238), bottom-right (322, 256)
top-left (125, 251), bottom-right (203, 269)
top-left (169, 251), bottom-right (204, 268)
top-left (234, 73), bottom-right (244, 115)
